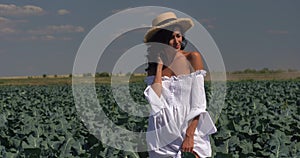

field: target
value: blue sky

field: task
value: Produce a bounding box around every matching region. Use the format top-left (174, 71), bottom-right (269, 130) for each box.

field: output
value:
top-left (0, 0), bottom-right (299, 77)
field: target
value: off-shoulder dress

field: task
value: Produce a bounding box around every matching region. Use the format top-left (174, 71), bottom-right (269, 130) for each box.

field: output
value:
top-left (144, 70), bottom-right (217, 158)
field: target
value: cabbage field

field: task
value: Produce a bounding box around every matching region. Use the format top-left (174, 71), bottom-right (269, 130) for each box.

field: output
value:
top-left (0, 80), bottom-right (299, 157)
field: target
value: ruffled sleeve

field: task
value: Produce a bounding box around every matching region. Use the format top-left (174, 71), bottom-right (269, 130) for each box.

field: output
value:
top-left (144, 76), bottom-right (167, 115)
top-left (185, 70), bottom-right (217, 136)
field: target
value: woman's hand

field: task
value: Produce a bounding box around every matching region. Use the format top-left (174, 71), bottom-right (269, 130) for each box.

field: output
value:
top-left (157, 56), bottom-right (163, 66)
top-left (151, 54), bottom-right (163, 98)
top-left (181, 135), bottom-right (194, 153)
top-left (182, 115), bottom-right (200, 153)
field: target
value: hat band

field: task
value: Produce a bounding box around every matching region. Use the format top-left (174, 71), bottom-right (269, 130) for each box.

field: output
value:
top-left (155, 18), bottom-right (177, 26)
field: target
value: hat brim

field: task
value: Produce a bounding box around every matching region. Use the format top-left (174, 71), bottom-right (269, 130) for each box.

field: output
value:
top-left (144, 18), bottom-right (194, 43)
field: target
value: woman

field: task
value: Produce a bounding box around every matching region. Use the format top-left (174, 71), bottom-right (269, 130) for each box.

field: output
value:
top-left (143, 12), bottom-right (217, 158)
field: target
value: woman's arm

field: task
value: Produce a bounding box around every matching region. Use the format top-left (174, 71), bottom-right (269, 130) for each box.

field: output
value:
top-left (181, 52), bottom-right (204, 153)
top-left (187, 51), bottom-right (204, 71)
top-left (151, 57), bottom-right (163, 97)
top-left (181, 115), bottom-right (200, 152)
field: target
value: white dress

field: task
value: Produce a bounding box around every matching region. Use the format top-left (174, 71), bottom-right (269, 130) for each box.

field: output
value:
top-left (144, 70), bottom-right (217, 158)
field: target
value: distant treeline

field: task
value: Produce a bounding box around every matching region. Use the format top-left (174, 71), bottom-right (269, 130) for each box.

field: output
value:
top-left (28, 72), bottom-right (146, 79)
top-left (231, 68), bottom-right (298, 74)
top-left (28, 68), bottom-right (298, 79)
top-left (73, 72), bottom-right (145, 77)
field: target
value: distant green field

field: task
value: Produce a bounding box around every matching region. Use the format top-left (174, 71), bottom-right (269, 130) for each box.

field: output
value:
top-left (0, 71), bottom-right (299, 86)
top-left (0, 80), bottom-right (299, 157)
top-left (0, 75), bottom-right (146, 86)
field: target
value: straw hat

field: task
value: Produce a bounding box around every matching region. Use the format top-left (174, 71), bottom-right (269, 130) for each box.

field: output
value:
top-left (144, 12), bottom-right (194, 43)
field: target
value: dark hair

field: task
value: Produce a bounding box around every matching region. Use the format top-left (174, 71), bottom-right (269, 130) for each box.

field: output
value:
top-left (145, 26), bottom-right (188, 74)
top-left (147, 27), bottom-right (188, 50)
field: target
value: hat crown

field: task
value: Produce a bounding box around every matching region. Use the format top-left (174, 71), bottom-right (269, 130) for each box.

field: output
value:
top-left (152, 12), bottom-right (177, 27)
top-left (144, 12), bottom-right (193, 43)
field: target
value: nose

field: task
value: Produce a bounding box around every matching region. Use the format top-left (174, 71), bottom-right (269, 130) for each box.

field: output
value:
top-left (175, 36), bottom-right (180, 44)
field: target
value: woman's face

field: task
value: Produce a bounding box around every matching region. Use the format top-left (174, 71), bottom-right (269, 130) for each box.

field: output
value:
top-left (168, 27), bottom-right (183, 51)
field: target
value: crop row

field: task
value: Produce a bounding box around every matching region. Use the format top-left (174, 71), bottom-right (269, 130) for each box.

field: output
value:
top-left (0, 80), bottom-right (299, 157)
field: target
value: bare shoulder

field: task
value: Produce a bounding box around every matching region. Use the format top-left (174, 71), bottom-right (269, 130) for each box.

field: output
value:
top-left (185, 51), bottom-right (201, 59)
top-left (181, 51), bottom-right (204, 71)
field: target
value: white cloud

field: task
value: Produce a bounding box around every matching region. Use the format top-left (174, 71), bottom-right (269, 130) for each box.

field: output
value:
top-left (206, 24), bottom-right (215, 29)
top-left (0, 17), bottom-right (10, 24)
top-left (198, 18), bottom-right (216, 29)
top-left (40, 35), bottom-right (73, 41)
top-left (0, 16), bottom-right (28, 35)
top-left (0, 17), bottom-right (27, 26)
top-left (0, 4), bottom-right (44, 16)
top-left (42, 35), bottom-right (55, 40)
top-left (111, 7), bottom-right (152, 15)
top-left (19, 35), bottom-right (72, 41)
top-left (0, 27), bottom-right (16, 34)
top-left (28, 25), bottom-right (85, 35)
top-left (57, 9), bottom-right (70, 15)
